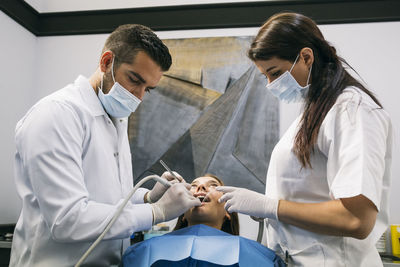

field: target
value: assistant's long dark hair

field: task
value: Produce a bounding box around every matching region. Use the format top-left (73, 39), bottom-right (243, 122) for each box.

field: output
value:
top-left (173, 174), bottom-right (239, 235)
top-left (248, 12), bottom-right (382, 168)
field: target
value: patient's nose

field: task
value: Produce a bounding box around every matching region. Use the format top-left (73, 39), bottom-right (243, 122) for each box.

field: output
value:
top-left (195, 183), bottom-right (207, 192)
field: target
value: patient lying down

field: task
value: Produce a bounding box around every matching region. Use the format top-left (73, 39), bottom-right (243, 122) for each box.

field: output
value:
top-left (121, 174), bottom-right (285, 266)
top-left (173, 174), bottom-right (239, 235)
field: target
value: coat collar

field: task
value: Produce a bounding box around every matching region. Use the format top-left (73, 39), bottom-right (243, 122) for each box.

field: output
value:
top-left (75, 75), bottom-right (107, 117)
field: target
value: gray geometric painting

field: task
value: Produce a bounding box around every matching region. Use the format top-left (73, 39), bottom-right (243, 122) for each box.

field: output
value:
top-left (128, 37), bottom-right (279, 193)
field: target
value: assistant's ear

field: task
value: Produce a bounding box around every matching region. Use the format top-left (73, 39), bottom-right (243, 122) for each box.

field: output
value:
top-left (99, 50), bottom-right (114, 73)
top-left (299, 47), bottom-right (314, 69)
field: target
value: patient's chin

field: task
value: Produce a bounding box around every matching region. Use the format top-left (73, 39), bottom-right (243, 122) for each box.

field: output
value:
top-left (191, 205), bottom-right (208, 214)
top-left (187, 209), bottom-right (211, 221)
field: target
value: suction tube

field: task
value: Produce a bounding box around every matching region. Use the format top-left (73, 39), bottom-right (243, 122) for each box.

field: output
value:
top-left (75, 175), bottom-right (171, 267)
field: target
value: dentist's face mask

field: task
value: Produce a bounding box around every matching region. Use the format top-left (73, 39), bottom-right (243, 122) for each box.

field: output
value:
top-left (98, 57), bottom-right (141, 118)
top-left (266, 54), bottom-right (312, 103)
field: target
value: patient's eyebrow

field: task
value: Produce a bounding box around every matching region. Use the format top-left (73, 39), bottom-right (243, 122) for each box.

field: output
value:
top-left (190, 179), bottom-right (221, 186)
top-left (207, 180), bottom-right (221, 186)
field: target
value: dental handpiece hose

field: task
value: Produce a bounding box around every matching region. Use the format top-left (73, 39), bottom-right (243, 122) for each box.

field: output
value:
top-left (75, 175), bottom-right (171, 267)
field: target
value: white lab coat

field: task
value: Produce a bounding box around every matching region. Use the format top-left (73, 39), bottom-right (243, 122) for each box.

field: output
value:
top-left (10, 76), bottom-right (153, 267)
top-left (265, 87), bottom-right (392, 266)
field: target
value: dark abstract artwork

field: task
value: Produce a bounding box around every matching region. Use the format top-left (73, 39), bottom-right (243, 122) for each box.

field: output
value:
top-left (128, 37), bottom-right (279, 193)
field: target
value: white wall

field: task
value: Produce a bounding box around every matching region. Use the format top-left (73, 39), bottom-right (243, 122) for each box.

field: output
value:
top-left (1, 11), bottom-right (399, 237)
top-left (0, 11), bottom-right (37, 224)
top-left (33, 35), bottom-right (107, 101)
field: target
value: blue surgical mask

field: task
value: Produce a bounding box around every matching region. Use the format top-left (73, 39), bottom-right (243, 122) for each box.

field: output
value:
top-left (266, 54), bottom-right (312, 103)
top-left (98, 57), bottom-right (141, 118)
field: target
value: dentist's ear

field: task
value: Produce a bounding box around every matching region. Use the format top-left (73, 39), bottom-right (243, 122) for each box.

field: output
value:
top-left (99, 50), bottom-right (114, 73)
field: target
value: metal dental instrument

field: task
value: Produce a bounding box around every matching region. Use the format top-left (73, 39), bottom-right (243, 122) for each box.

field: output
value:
top-left (202, 192), bottom-right (210, 203)
top-left (159, 160), bottom-right (183, 182)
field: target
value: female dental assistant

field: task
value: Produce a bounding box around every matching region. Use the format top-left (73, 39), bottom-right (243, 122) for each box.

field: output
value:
top-left (217, 12), bottom-right (392, 266)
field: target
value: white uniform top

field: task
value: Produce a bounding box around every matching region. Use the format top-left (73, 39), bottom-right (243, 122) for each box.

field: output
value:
top-left (266, 87), bottom-right (392, 267)
top-left (10, 76), bottom-right (153, 267)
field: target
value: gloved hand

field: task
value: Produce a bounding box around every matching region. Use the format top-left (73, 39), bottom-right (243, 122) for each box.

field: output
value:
top-left (151, 183), bottom-right (201, 224)
top-left (216, 186), bottom-right (279, 220)
top-left (146, 171), bottom-right (184, 203)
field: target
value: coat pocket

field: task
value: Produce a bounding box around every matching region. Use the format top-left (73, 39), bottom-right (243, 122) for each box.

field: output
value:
top-left (286, 243), bottom-right (325, 267)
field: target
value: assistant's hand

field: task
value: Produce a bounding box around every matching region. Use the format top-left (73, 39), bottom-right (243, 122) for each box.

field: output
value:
top-left (146, 171), bottom-right (184, 203)
top-left (217, 186), bottom-right (279, 220)
top-left (151, 183), bottom-right (201, 224)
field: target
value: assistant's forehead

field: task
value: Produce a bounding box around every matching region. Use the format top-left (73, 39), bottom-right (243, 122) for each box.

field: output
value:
top-left (191, 176), bottom-right (221, 185)
top-left (255, 57), bottom-right (290, 71)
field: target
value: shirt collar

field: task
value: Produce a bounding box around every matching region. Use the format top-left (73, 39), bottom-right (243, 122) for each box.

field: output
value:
top-left (75, 75), bottom-right (107, 117)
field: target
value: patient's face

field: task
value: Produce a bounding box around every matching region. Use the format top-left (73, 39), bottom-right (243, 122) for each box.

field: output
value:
top-left (184, 176), bottom-right (229, 227)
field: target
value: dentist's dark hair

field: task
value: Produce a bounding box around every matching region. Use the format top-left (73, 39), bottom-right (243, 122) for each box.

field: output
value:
top-left (248, 12), bottom-right (382, 168)
top-left (173, 174), bottom-right (239, 235)
top-left (103, 24), bottom-right (172, 71)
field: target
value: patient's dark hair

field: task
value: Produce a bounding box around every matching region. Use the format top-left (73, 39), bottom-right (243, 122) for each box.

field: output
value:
top-left (173, 174), bottom-right (239, 235)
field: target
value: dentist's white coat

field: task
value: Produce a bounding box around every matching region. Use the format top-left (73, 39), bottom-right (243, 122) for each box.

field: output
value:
top-left (10, 76), bottom-right (152, 267)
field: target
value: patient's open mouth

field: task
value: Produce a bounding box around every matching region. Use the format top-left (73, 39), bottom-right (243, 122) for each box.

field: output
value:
top-left (198, 195), bottom-right (210, 203)
top-left (196, 193), bottom-right (211, 203)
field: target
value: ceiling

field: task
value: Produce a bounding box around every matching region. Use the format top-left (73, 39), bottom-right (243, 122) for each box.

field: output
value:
top-left (1, 0), bottom-right (400, 36)
top-left (23, 0), bottom-right (269, 13)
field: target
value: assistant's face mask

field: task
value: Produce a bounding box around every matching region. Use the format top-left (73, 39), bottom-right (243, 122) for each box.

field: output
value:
top-left (266, 54), bottom-right (312, 103)
top-left (98, 57), bottom-right (141, 118)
